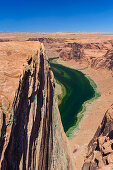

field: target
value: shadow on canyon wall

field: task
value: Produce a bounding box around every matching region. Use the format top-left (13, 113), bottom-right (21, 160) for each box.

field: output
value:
top-left (0, 113), bottom-right (6, 160)
top-left (1, 52), bottom-right (53, 170)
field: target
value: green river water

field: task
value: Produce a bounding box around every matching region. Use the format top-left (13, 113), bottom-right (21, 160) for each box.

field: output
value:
top-left (50, 62), bottom-right (100, 138)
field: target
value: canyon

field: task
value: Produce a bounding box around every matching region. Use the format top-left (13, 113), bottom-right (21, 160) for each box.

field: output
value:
top-left (0, 40), bottom-right (75, 169)
top-left (0, 32), bottom-right (113, 169)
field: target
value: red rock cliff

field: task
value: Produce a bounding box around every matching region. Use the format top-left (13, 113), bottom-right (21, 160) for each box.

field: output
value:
top-left (82, 105), bottom-right (113, 170)
top-left (0, 42), bottom-right (75, 170)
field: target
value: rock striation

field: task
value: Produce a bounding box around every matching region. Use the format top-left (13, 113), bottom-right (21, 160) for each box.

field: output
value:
top-left (91, 49), bottom-right (113, 71)
top-left (0, 42), bottom-right (75, 170)
top-left (27, 35), bottom-right (113, 71)
top-left (1, 32), bottom-right (113, 170)
top-left (82, 105), bottom-right (113, 170)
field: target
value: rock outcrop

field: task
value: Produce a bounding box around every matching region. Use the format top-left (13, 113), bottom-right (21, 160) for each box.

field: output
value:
top-left (82, 105), bottom-right (113, 170)
top-left (27, 35), bottom-right (113, 71)
top-left (91, 49), bottom-right (113, 71)
top-left (0, 39), bottom-right (11, 42)
top-left (0, 42), bottom-right (75, 170)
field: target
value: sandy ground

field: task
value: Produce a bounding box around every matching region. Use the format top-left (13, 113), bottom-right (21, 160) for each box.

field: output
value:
top-left (58, 59), bottom-right (113, 170)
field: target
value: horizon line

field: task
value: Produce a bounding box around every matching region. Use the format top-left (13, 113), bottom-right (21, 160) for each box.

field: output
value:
top-left (0, 31), bottom-right (113, 34)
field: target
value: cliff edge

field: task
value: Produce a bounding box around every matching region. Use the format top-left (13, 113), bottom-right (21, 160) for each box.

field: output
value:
top-left (0, 42), bottom-right (75, 170)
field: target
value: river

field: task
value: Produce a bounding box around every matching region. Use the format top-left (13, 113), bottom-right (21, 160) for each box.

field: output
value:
top-left (50, 62), bottom-right (100, 138)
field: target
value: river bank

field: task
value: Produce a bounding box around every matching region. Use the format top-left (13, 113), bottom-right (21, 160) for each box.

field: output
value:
top-left (57, 59), bottom-right (113, 170)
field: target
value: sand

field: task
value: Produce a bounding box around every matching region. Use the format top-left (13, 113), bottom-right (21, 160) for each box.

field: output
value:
top-left (58, 59), bottom-right (113, 170)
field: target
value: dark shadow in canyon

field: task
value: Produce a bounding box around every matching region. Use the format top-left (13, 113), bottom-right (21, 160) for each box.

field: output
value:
top-left (0, 113), bottom-right (6, 160)
top-left (37, 71), bottom-right (53, 170)
top-left (28, 53), bottom-right (45, 169)
top-left (1, 53), bottom-right (53, 170)
top-left (1, 58), bottom-right (38, 170)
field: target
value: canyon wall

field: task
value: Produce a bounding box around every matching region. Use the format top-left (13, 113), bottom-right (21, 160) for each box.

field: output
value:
top-left (0, 43), bottom-right (75, 170)
top-left (1, 33), bottom-right (113, 170)
top-left (27, 35), bottom-right (113, 72)
top-left (82, 105), bottom-right (113, 170)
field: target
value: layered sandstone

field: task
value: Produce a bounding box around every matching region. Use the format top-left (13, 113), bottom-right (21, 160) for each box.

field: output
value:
top-left (1, 32), bottom-right (113, 170)
top-left (82, 105), bottom-right (113, 170)
top-left (26, 33), bottom-right (113, 72)
top-left (0, 41), bottom-right (75, 170)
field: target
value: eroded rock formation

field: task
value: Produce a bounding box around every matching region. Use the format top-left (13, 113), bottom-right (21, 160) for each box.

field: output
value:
top-left (1, 32), bottom-right (113, 170)
top-left (0, 42), bottom-right (75, 170)
top-left (82, 105), bottom-right (113, 170)
top-left (27, 35), bottom-right (113, 71)
top-left (91, 49), bottom-right (113, 71)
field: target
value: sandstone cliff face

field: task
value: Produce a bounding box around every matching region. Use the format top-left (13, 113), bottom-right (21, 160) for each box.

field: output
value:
top-left (27, 35), bottom-right (113, 71)
top-left (91, 49), bottom-right (113, 71)
top-left (82, 105), bottom-right (113, 170)
top-left (0, 42), bottom-right (75, 170)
